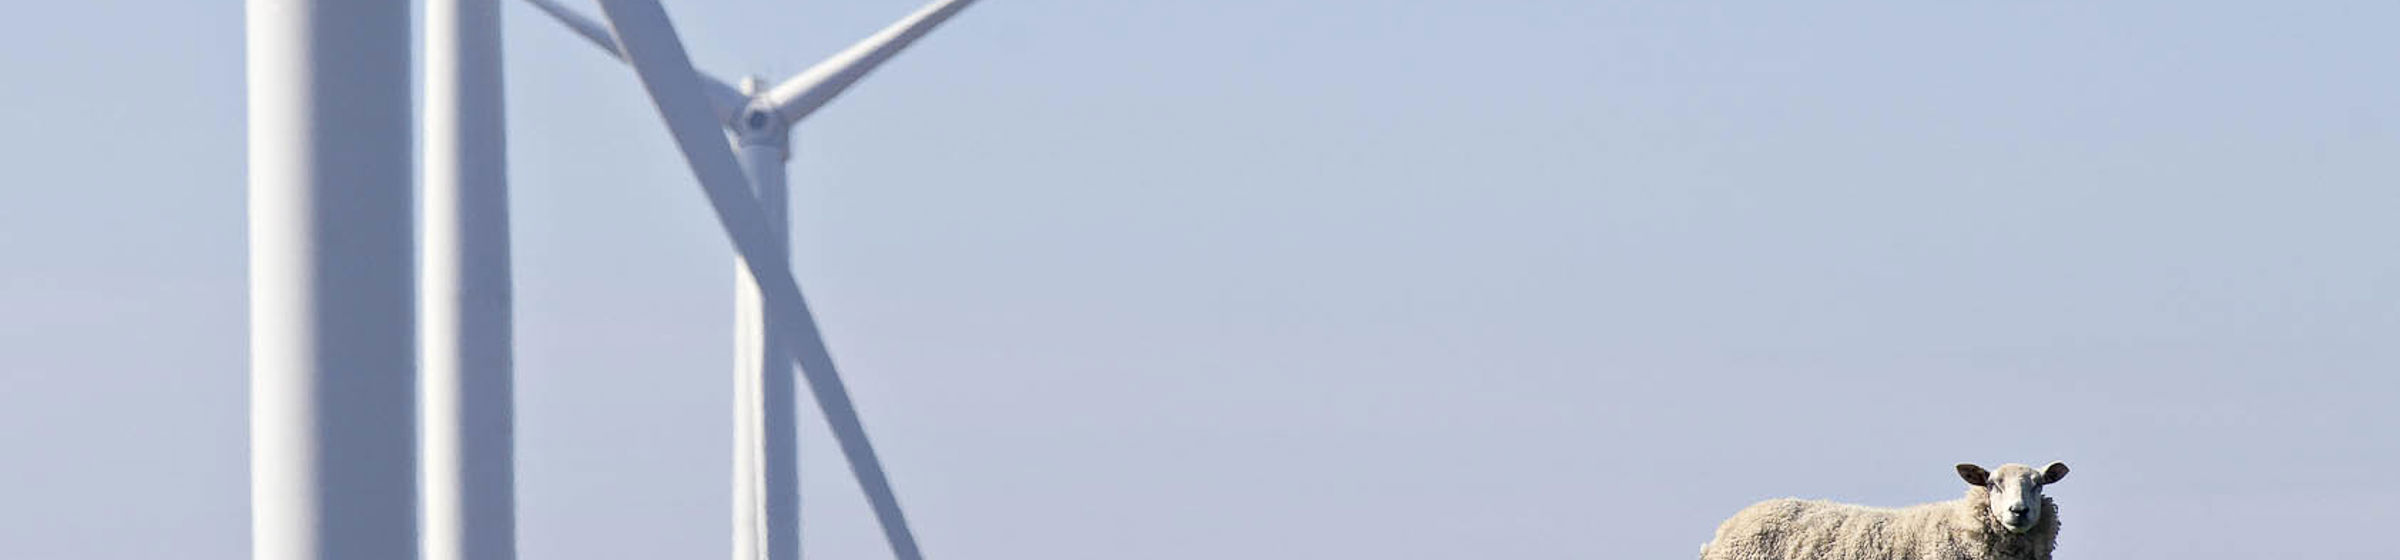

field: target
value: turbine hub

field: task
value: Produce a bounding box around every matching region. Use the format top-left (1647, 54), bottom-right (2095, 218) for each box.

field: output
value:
top-left (733, 103), bottom-right (791, 150)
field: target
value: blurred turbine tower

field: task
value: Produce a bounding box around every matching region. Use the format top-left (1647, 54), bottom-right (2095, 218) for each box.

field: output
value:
top-left (245, 1), bottom-right (418, 559)
top-left (520, 1), bottom-right (981, 559)
top-left (423, 0), bottom-right (516, 559)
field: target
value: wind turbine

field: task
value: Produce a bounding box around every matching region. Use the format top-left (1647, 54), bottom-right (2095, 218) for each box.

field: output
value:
top-left (520, 1), bottom-right (979, 559)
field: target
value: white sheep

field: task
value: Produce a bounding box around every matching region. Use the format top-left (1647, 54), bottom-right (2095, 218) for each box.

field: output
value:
top-left (1698, 462), bottom-right (2068, 560)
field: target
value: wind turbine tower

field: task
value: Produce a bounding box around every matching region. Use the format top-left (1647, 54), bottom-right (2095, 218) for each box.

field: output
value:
top-left (423, 0), bottom-right (517, 559)
top-left (245, 0), bottom-right (418, 558)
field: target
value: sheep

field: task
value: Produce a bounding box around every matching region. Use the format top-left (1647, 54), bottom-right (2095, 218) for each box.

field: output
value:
top-left (1698, 462), bottom-right (2068, 560)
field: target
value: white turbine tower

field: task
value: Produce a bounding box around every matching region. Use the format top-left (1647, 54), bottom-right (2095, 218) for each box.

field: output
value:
top-left (245, 1), bottom-right (417, 559)
top-left (520, 1), bottom-right (979, 559)
top-left (423, 0), bottom-right (516, 559)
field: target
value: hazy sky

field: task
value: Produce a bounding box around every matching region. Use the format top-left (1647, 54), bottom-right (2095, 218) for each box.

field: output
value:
top-left (1, 0), bottom-right (2394, 558)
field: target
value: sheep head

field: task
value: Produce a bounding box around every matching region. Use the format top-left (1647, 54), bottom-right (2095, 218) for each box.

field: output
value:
top-left (1956, 462), bottom-right (2067, 534)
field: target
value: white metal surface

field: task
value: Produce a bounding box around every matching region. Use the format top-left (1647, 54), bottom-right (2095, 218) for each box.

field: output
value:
top-left (422, 0), bottom-right (517, 558)
top-left (734, 137), bottom-right (799, 560)
top-left (245, 0), bottom-right (418, 558)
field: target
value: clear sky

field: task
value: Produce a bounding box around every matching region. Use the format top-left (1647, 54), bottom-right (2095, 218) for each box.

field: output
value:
top-left (1, 0), bottom-right (2394, 558)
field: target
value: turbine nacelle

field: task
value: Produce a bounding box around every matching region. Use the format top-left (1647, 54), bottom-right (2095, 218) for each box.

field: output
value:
top-left (735, 76), bottom-right (790, 148)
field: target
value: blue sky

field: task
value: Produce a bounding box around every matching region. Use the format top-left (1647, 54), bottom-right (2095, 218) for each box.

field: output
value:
top-left (1, 0), bottom-right (2394, 558)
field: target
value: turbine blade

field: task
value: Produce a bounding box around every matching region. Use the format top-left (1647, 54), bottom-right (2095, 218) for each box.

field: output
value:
top-left (523, 0), bottom-right (750, 126)
top-left (521, 0), bottom-right (619, 57)
top-left (765, 0), bottom-right (980, 122)
top-left (593, 2), bottom-right (924, 559)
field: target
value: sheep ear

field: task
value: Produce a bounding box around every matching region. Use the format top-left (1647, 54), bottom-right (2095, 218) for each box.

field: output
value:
top-left (2041, 462), bottom-right (2069, 485)
top-left (1956, 464), bottom-right (1990, 486)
